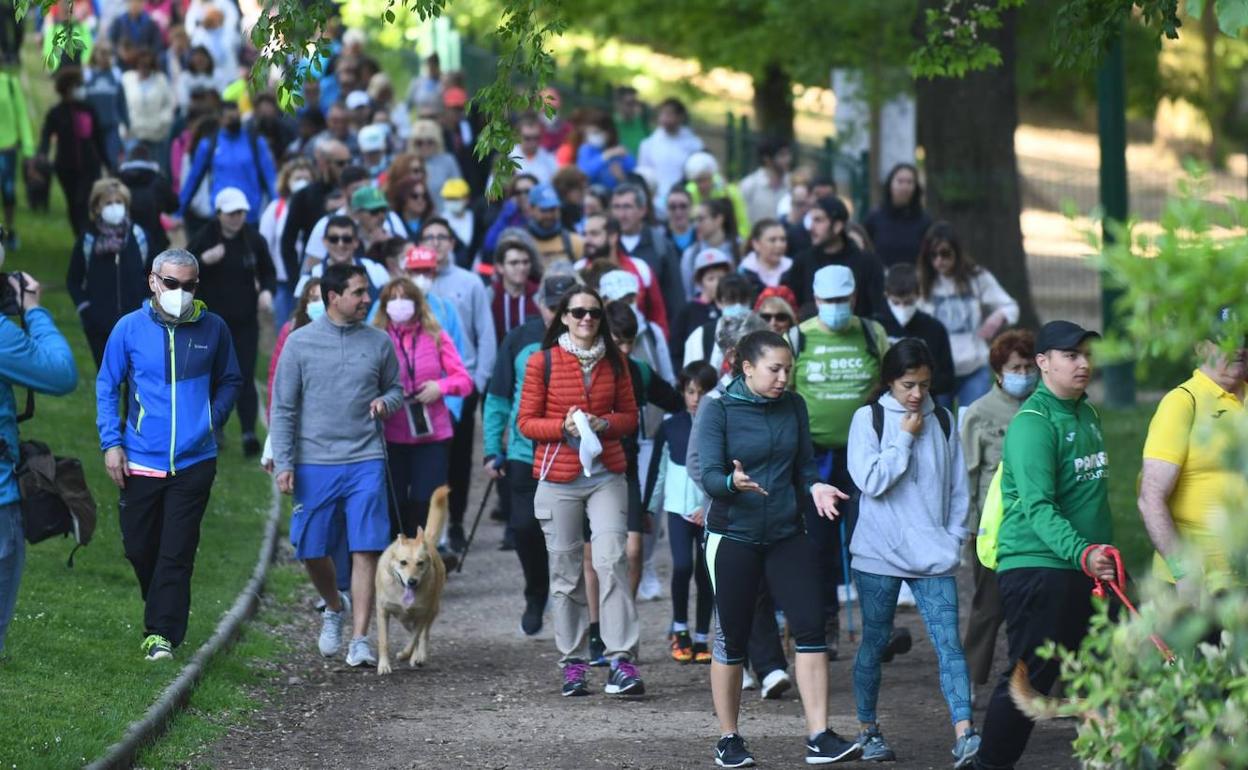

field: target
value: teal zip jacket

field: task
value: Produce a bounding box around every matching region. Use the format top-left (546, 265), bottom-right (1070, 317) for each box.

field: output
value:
top-left (699, 376), bottom-right (821, 545)
top-left (96, 300), bottom-right (242, 473)
top-left (483, 316), bottom-right (545, 465)
top-left (997, 380), bottom-right (1114, 572)
top-left (0, 307), bottom-right (78, 505)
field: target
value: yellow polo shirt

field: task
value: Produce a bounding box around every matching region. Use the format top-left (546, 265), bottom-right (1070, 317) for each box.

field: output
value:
top-left (1142, 369), bottom-right (1245, 584)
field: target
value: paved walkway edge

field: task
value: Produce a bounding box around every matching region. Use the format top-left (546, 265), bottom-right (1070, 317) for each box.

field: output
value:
top-left (85, 480), bottom-right (283, 770)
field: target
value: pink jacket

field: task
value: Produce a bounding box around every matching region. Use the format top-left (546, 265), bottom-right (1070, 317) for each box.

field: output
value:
top-left (383, 324), bottom-right (473, 445)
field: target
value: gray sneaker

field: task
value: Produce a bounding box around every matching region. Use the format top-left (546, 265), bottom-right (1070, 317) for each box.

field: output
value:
top-left (952, 728), bottom-right (980, 768)
top-left (858, 725), bottom-right (896, 762)
top-left (317, 592), bottom-right (351, 657)
top-left (345, 636), bottom-right (377, 667)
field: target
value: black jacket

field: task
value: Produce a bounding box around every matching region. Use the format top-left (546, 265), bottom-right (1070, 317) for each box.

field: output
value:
top-left (863, 205), bottom-right (931, 268)
top-left (669, 300), bottom-right (718, 370)
top-left (873, 308), bottom-right (956, 396)
top-left (187, 221), bottom-right (277, 325)
top-left (66, 222), bottom-right (149, 331)
top-left (280, 179), bottom-right (334, 281)
top-left (117, 160), bottom-right (178, 254)
top-left (621, 226), bottom-right (685, 324)
top-left (39, 100), bottom-right (109, 174)
top-left (788, 236), bottom-right (885, 319)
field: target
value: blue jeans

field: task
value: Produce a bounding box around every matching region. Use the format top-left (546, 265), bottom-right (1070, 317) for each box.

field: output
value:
top-left (0, 502), bottom-right (25, 655)
top-left (937, 365), bottom-right (992, 412)
top-left (853, 570), bottom-right (972, 725)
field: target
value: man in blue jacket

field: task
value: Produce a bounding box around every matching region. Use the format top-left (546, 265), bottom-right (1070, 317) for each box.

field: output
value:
top-left (96, 249), bottom-right (242, 662)
top-left (0, 269), bottom-right (78, 657)
top-left (178, 98), bottom-right (277, 231)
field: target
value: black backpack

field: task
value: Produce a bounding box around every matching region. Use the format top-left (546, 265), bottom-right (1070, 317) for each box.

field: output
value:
top-left (869, 401), bottom-right (951, 441)
top-left (17, 440), bottom-right (97, 567)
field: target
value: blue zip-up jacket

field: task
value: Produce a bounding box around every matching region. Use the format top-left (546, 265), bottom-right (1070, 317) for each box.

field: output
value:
top-left (178, 128), bottom-right (277, 224)
top-left (483, 315), bottom-right (545, 465)
top-left (96, 300), bottom-right (242, 473)
top-left (0, 308), bottom-right (79, 505)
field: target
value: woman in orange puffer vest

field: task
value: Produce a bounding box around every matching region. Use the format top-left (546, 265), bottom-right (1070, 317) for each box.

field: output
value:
top-left (517, 286), bottom-right (643, 699)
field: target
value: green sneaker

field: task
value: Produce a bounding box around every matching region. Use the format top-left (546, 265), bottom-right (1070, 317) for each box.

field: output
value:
top-left (142, 634), bottom-right (173, 661)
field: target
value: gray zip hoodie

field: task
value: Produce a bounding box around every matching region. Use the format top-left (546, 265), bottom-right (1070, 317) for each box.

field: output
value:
top-left (847, 393), bottom-right (970, 579)
top-left (269, 313), bottom-right (404, 473)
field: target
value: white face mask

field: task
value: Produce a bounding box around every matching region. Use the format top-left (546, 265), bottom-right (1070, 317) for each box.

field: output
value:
top-left (290, 178), bottom-right (310, 194)
top-left (411, 274), bottom-right (433, 293)
top-left (157, 286), bottom-right (194, 319)
top-left (386, 297), bottom-right (416, 324)
top-left (888, 300), bottom-right (917, 328)
top-left (101, 202), bottom-right (127, 226)
top-left (585, 130), bottom-right (607, 149)
top-left (445, 199), bottom-right (468, 216)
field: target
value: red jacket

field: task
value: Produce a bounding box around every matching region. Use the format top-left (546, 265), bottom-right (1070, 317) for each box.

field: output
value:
top-left (517, 345), bottom-right (638, 482)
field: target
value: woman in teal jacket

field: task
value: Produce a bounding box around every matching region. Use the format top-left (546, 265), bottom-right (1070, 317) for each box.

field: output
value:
top-left (697, 329), bottom-right (860, 768)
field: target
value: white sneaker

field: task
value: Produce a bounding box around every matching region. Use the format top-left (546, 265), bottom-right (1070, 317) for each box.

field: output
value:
top-left (345, 636), bottom-right (377, 667)
top-left (760, 668), bottom-right (792, 700)
top-left (741, 669), bottom-right (758, 691)
top-left (638, 567), bottom-right (662, 601)
top-left (897, 582), bottom-right (917, 607)
top-left (317, 592), bottom-right (350, 657)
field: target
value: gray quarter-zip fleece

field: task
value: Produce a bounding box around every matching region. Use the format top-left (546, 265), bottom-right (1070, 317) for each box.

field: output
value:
top-left (269, 313), bottom-right (404, 473)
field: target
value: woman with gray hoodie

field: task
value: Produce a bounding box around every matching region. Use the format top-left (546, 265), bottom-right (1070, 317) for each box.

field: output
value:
top-left (846, 337), bottom-right (978, 768)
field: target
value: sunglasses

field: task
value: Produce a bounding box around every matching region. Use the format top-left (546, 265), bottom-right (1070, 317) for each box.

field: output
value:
top-left (326, 234), bottom-right (356, 244)
top-left (566, 307), bottom-right (603, 320)
top-left (157, 274), bottom-right (198, 292)
top-left (758, 313), bottom-right (792, 324)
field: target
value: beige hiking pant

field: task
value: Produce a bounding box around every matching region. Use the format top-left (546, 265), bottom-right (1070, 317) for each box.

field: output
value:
top-left (534, 473), bottom-right (638, 664)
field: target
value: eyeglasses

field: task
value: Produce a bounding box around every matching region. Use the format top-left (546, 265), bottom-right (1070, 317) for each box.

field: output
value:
top-left (326, 234), bottom-right (356, 245)
top-left (421, 233), bottom-right (453, 244)
top-left (566, 307), bottom-right (603, 320)
top-left (758, 313), bottom-right (792, 324)
top-left (157, 274), bottom-right (198, 292)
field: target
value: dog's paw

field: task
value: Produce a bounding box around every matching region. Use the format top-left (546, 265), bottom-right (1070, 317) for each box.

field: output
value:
top-left (377, 659), bottom-right (393, 676)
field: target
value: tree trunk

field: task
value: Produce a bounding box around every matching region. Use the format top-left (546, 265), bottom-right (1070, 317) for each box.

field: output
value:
top-left (915, 3), bottom-right (1038, 329)
top-left (1202, 0), bottom-right (1224, 168)
top-left (752, 62), bottom-right (796, 143)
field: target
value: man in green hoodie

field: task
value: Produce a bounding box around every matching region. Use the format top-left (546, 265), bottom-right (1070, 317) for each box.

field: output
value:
top-left (975, 320), bottom-right (1119, 770)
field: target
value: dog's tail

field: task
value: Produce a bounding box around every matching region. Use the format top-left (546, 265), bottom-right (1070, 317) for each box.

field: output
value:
top-left (424, 485), bottom-right (450, 545)
top-left (1008, 660), bottom-right (1065, 721)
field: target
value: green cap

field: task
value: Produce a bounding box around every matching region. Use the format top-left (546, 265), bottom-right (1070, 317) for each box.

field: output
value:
top-left (350, 185), bottom-right (388, 212)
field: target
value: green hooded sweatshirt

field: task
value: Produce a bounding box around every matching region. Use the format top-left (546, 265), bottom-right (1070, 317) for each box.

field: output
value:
top-left (997, 380), bottom-right (1114, 572)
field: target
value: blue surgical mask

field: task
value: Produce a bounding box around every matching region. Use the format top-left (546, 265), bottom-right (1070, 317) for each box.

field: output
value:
top-left (306, 300), bottom-right (325, 321)
top-left (818, 301), bottom-right (852, 330)
top-left (1001, 371), bottom-right (1038, 399)
top-left (720, 303), bottom-right (749, 320)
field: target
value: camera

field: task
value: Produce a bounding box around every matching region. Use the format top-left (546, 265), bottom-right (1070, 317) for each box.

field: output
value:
top-left (0, 271), bottom-right (24, 317)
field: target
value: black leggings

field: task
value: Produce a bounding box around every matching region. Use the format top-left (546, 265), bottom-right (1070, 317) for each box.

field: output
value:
top-left (226, 318), bottom-right (259, 437)
top-left (707, 532), bottom-right (826, 664)
top-left (446, 390), bottom-right (479, 527)
top-left (507, 460), bottom-right (548, 605)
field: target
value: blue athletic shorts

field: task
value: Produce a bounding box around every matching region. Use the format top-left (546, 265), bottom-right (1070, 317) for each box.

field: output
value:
top-left (290, 460), bottom-right (390, 559)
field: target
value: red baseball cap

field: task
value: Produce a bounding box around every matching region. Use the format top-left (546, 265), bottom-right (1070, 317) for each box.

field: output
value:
top-left (442, 87), bottom-right (468, 109)
top-left (403, 244), bottom-right (438, 272)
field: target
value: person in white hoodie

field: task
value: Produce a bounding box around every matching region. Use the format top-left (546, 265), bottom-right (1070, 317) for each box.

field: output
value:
top-left (916, 221), bottom-right (1019, 410)
top-left (846, 337), bottom-right (979, 768)
top-left (637, 98), bottom-right (703, 219)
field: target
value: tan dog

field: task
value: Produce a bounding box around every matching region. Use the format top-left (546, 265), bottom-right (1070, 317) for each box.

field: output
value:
top-left (375, 485), bottom-right (448, 675)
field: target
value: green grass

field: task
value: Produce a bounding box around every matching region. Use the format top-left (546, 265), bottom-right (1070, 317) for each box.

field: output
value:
top-left (0, 51), bottom-right (276, 767)
top-left (1102, 405), bottom-right (1158, 575)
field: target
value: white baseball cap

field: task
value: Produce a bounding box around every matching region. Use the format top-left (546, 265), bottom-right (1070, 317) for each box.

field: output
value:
top-left (813, 265), bottom-right (855, 299)
top-left (358, 124), bottom-right (387, 153)
top-left (214, 187), bottom-right (250, 214)
top-left (598, 270), bottom-right (641, 302)
top-left (345, 90), bottom-right (371, 110)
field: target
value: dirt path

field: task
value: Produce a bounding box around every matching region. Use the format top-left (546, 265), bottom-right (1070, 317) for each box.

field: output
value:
top-left (201, 476), bottom-right (1078, 770)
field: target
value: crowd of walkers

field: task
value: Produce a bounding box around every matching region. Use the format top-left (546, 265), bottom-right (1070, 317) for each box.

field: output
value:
top-left (0, 5), bottom-right (1239, 769)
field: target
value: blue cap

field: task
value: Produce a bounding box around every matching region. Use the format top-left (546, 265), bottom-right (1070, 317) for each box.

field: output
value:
top-left (529, 183), bottom-right (560, 210)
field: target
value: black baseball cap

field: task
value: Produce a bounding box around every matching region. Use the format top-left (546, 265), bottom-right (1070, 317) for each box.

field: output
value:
top-left (1035, 320), bottom-right (1100, 353)
top-left (537, 272), bottom-right (579, 309)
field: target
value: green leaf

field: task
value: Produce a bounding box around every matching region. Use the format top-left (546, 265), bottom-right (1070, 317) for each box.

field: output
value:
top-left (1215, 0), bottom-right (1248, 36)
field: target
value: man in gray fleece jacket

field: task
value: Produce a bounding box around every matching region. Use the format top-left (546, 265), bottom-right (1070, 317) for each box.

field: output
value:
top-left (270, 263), bottom-right (404, 668)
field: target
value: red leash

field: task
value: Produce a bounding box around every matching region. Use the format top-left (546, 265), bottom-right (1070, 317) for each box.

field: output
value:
top-left (1081, 545), bottom-right (1176, 664)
